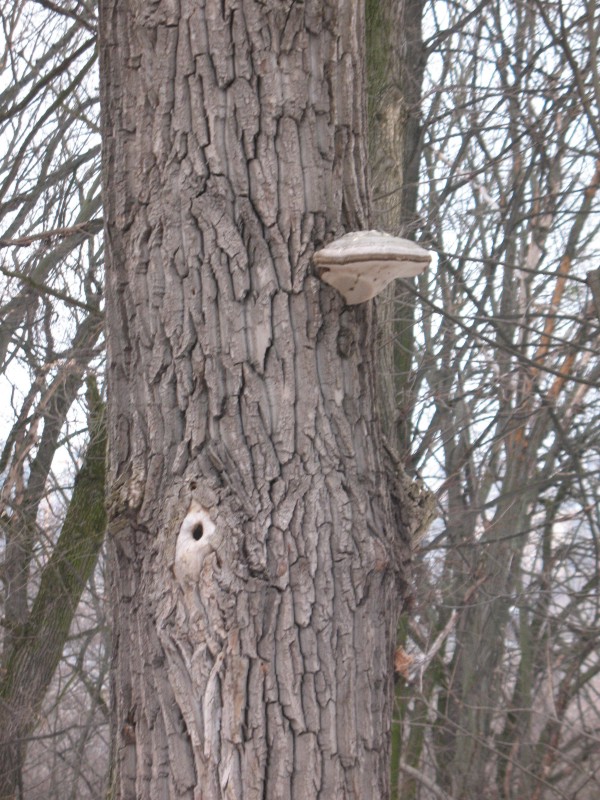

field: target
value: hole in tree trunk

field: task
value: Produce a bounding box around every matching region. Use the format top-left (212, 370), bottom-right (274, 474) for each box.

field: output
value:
top-left (192, 523), bottom-right (204, 541)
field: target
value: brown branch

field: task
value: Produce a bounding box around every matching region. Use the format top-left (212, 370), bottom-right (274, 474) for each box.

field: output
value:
top-left (0, 218), bottom-right (103, 248)
top-left (398, 761), bottom-right (453, 800)
top-left (30, 0), bottom-right (96, 33)
top-left (534, 158), bottom-right (600, 366)
top-left (0, 262), bottom-right (102, 314)
top-left (587, 267), bottom-right (600, 323)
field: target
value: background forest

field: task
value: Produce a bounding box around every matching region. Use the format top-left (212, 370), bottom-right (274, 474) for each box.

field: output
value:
top-left (0, 0), bottom-right (599, 798)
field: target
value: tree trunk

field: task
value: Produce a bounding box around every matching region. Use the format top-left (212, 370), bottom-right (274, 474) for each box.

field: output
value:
top-left (0, 379), bottom-right (106, 800)
top-left (99, 1), bottom-right (414, 798)
top-left (367, 0), bottom-right (427, 455)
top-left (365, 3), bottom-right (431, 797)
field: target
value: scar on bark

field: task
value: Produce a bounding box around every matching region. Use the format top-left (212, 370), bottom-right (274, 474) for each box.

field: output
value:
top-left (174, 501), bottom-right (220, 582)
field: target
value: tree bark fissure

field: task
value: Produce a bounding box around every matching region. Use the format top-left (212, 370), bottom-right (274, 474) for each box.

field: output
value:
top-left (100, 2), bottom-right (413, 798)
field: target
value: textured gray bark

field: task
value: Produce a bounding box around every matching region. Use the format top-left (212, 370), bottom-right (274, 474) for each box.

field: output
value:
top-left (99, 2), bottom-right (412, 798)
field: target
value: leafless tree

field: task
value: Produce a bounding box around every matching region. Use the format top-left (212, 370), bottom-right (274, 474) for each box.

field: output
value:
top-left (0, 3), bottom-right (108, 798)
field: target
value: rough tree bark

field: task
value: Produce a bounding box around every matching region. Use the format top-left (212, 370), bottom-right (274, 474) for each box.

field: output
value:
top-left (100, 2), bottom-right (416, 798)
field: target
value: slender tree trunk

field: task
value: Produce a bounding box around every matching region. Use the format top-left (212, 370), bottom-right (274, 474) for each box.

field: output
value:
top-left (100, 2), bottom-right (414, 798)
top-left (0, 380), bottom-right (106, 800)
top-left (367, 0), bottom-right (427, 455)
top-left (366, 3), bottom-right (431, 797)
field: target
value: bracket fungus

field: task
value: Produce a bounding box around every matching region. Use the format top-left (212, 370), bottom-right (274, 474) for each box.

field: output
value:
top-left (314, 230), bottom-right (431, 305)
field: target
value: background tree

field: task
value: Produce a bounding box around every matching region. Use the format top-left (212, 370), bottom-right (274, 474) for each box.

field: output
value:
top-left (365, 7), bottom-right (435, 800)
top-left (368, 0), bottom-right (428, 454)
top-left (0, 3), bottom-right (109, 798)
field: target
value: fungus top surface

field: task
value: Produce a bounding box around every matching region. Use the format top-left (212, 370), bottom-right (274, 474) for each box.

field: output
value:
top-left (313, 230), bottom-right (431, 267)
